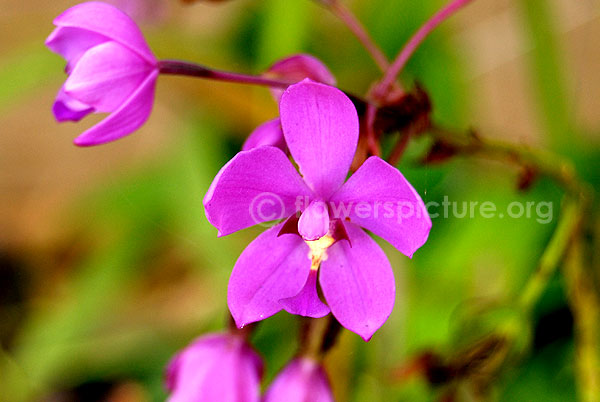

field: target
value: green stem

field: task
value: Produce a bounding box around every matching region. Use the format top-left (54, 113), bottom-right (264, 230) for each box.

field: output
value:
top-left (428, 124), bottom-right (596, 399)
top-left (518, 197), bottom-right (582, 313)
top-left (324, 0), bottom-right (390, 72)
top-left (563, 225), bottom-right (600, 402)
top-left (428, 126), bottom-right (592, 310)
top-left (298, 316), bottom-right (339, 360)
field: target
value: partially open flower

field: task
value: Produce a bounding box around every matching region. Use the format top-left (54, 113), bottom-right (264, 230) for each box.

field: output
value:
top-left (46, 1), bottom-right (158, 146)
top-left (263, 358), bottom-right (334, 402)
top-left (166, 332), bottom-right (263, 402)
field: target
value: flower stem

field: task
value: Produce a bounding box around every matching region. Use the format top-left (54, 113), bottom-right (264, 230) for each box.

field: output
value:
top-left (298, 316), bottom-right (342, 360)
top-left (158, 59), bottom-right (369, 110)
top-left (422, 124), bottom-right (595, 395)
top-left (563, 227), bottom-right (600, 402)
top-left (427, 125), bottom-right (593, 312)
top-left (373, 0), bottom-right (474, 100)
top-left (158, 59), bottom-right (296, 88)
top-left (322, 0), bottom-right (389, 72)
top-left (365, 104), bottom-right (382, 156)
top-left (518, 197), bottom-right (583, 313)
top-left (386, 131), bottom-right (411, 166)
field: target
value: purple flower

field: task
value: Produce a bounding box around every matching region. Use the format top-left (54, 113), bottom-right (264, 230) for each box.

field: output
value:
top-left (46, 1), bottom-right (158, 146)
top-left (166, 333), bottom-right (263, 402)
top-left (243, 54), bottom-right (336, 152)
top-left (263, 358), bottom-right (334, 402)
top-left (204, 79), bottom-right (431, 340)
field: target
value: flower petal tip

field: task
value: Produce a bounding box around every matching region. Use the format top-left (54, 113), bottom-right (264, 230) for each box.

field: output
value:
top-left (44, 31), bottom-right (58, 48)
top-left (361, 334), bottom-right (373, 342)
top-left (72, 136), bottom-right (95, 147)
top-left (229, 312), bottom-right (246, 329)
top-left (231, 312), bottom-right (260, 330)
top-left (358, 324), bottom-right (380, 342)
top-left (53, 104), bottom-right (90, 123)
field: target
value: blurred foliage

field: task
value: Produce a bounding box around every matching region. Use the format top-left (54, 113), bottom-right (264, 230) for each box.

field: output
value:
top-left (1, 0), bottom-right (599, 401)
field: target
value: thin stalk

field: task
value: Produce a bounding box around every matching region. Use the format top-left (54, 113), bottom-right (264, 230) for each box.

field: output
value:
top-left (427, 125), bottom-right (592, 313)
top-left (373, 0), bottom-right (474, 100)
top-left (564, 230), bottom-right (600, 402)
top-left (387, 131), bottom-right (411, 166)
top-left (365, 103), bottom-right (382, 156)
top-left (159, 59), bottom-right (369, 111)
top-left (158, 59), bottom-right (295, 88)
top-left (298, 316), bottom-right (333, 360)
top-left (424, 124), bottom-right (595, 396)
top-left (324, 0), bottom-right (390, 71)
top-left (518, 197), bottom-right (582, 313)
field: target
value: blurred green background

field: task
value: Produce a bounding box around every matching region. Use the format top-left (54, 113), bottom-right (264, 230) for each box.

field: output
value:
top-left (1, 0), bottom-right (599, 400)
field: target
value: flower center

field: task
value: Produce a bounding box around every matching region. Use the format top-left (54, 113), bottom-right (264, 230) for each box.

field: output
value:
top-left (306, 234), bottom-right (335, 269)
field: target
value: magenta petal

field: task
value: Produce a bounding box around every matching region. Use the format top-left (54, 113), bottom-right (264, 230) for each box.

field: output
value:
top-left (64, 41), bottom-right (154, 113)
top-left (298, 200), bottom-right (330, 241)
top-left (53, 1), bottom-right (156, 65)
top-left (330, 156), bottom-right (432, 257)
top-left (45, 26), bottom-right (108, 73)
top-left (266, 54), bottom-right (336, 102)
top-left (204, 147), bottom-right (313, 236)
top-left (320, 222), bottom-right (395, 341)
top-left (263, 358), bottom-right (334, 402)
top-left (279, 80), bottom-right (359, 199)
top-left (53, 87), bottom-right (94, 122)
top-left (242, 118), bottom-right (286, 152)
top-left (280, 269), bottom-right (330, 318)
top-left (73, 70), bottom-right (158, 146)
top-left (228, 224), bottom-right (312, 327)
top-left (167, 333), bottom-right (262, 402)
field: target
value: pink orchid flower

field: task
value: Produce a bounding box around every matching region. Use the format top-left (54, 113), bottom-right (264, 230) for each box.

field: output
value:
top-left (204, 79), bottom-right (431, 340)
top-left (46, 1), bottom-right (158, 146)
